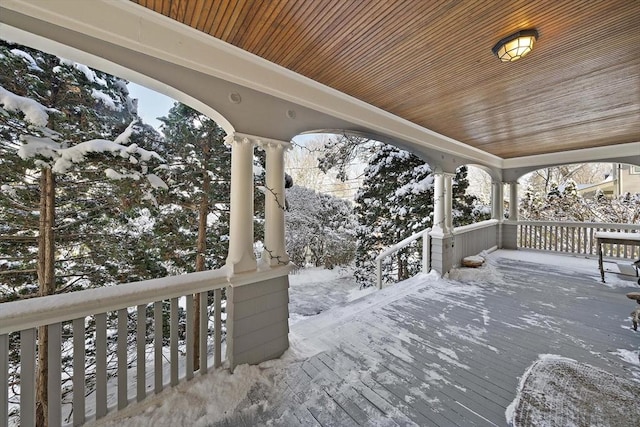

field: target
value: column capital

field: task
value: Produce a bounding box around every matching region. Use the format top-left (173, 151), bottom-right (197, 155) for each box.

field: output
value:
top-left (224, 132), bottom-right (256, 147)
top-left (256, 139), bottom-right (292, 151)
top-left (226, 132), bottom-right (292, 150)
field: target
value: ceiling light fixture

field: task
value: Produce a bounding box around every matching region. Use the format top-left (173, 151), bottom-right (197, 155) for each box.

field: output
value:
top-left (492, 29), bottom-right (539, 62)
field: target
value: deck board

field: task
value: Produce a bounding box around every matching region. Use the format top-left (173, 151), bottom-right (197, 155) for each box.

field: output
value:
top-left (213, 255), bottom-right (640, 426)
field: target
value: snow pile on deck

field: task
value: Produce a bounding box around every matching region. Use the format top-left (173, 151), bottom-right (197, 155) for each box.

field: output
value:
top-left (506, 354), bottom-right (640, 427)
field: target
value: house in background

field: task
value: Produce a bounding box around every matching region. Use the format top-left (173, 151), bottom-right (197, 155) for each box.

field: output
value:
top-left (578, 163), bottom-right (640, 198)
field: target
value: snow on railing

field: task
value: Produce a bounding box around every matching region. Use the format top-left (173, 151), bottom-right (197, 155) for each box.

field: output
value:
top-left (517, 221), bottom-right (640, 259)
top-left (1, 268), bottom-right (229, 426)
top-left (376, 228), bottom-right (431, 289)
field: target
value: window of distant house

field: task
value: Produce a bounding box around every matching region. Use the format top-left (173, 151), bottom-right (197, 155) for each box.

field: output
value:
top-left (631, 165), bottom-right (640, 174)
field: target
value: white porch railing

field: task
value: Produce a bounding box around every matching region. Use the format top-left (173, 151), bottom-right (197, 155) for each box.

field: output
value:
top-left (1, 268), bottom-right (228, 427)
top-left (452, 219), bottom-right (500, 265)
top-left (517, 221), bottom-right (640, 259)
top-left (376, 228), bottom-right (431, 289)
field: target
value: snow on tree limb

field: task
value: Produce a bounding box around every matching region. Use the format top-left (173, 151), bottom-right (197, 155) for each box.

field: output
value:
top-left (0, 85), bottom-right (58, 127)
top-left (15, 119), bottom-right (168, 189)
top-left (58, 58), bottom-right (107, 86)
top-left (114, 119), bottom-right (137, 145)
top-left (146, 173), bottom-right (169, 189)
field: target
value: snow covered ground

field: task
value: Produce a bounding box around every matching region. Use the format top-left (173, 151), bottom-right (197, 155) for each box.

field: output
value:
top-left (92, 250), bottom-right (640, 426)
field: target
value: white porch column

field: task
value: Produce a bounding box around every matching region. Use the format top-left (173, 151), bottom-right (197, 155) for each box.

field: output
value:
top-left (433, 172), bottom-right (445, 233)
top-left (508, 181), bottom-right (519, 221)
top-left (258, 139), bottom-right (291, 266)
top-left (444, 172), bottom-right (454, 232)
top-left (491, 180), bottom-right (504, 220)
top-left (430, 171), bottom-right (454, 275)
top-left (501, 181), bottom-right (519, 249)
top-left (225, 134), bottom-right (257, 274)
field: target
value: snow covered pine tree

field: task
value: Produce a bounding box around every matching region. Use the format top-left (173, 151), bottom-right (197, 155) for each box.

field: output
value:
top-left (0, 41), bottom-right (166, 426)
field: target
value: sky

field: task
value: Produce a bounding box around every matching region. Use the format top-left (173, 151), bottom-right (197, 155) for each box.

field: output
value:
top-left (127, 82), bottom-right (176, 132)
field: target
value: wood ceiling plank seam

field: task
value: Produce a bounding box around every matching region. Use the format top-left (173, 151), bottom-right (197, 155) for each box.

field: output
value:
top-left (254, 1), bottom-right (303, 54)
top-left (295, 0), bottom-right (408, 74)
top-left (330, 1), bottom-right (494, 95)
top-left (229, 0), bottom-right (268, 43)
top-left (221, 0), bottom-right (256, 41)
top-left (201, 1), bottom-right (224, 34)
top-left (261, 0), bottom-right (320, 62)
top-left (305, 17), bottom-right (426, 90)
top-left (480, 63), bottom-right (640, 113)
top-left (193, 0), bottom-right (214, 31)
top-left (428, 62), bottom-right (639, 118)
top-left (169, 0), bottom-right (189, 22)
top-left (186, 0), bottom-right (206, 28)
top-left (218, 0), bottom-right (245, 40)
top-left (490, 133), bottom-right (635, 158)
top-left (229, 0), bottom-right (268, 46)
top-left (263, 0), bottom-right (332, 65)
top-left (303, 1), bottom-right (436, 82)
top-left (252, 1), bottom-right (303, 58)
top-left (478, 116), bottom-right (638, 147)
top-left (161, 0), bottom-right (172, 17)
top-left (340, 25), bottom-right (640, 119)
top-left (242, 0), bottom-right (289, 51)
top-left (279, 0), bottom-right (377, 70)
top-left (275, 0), bottom-right (348, 67)
top-left (322, 7), bottom-right (480, 96)
top-left (410, 103), bottom-right (638, 149)
top-left (332, 1), bottom-right (566, 92)
top-left (210, 0), bottom-right (233, 38)
top-left (181, 0), bottom-right (197, 25)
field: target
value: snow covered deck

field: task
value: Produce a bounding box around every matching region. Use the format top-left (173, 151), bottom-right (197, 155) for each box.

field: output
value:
top-left (99, 251), bottom-right (640, 426)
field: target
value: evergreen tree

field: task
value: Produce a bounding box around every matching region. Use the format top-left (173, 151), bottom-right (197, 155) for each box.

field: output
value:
top-left (156, 103), bottom-right (231, 369)
top-left (156, 103), bottom-right (230, 273)
top-left (0, 41), bottom-right (165, 425)
top-left (353, 144), bottom-right (484, 287)
top-left (0, 41), bottom-right (166, 300)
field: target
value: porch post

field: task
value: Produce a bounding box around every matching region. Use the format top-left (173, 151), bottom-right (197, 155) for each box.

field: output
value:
top-left (444, 172), bottom-right (454, 233)
top-left (433, 172), bottom-right (445, 233)
top-left (258, 139), bottom-right (291, 266)
top-left (430, 171), bottom-right (454, 275)
top-left (492, 180), bottom-right (504, 248)
top-left (502, 181), bottom-right (519, 249)
top-left (225, 133), bottom-right (257, 274)
top-left (509, 181), bottom-right (519, 221)
top-left (225, 133), bottom-right (290, 371)
top-left (491, 180), bottom-right (504, 220)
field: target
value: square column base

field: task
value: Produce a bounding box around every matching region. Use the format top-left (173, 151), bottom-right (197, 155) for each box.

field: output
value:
top-left (502, 222), bottom-right (518, 249)
top-left (226, 273), bottom-right (290, 370)
top-left (430, 233), bottom-right (454, 275)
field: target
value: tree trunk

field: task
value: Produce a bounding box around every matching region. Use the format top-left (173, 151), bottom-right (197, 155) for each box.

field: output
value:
top-left (193, 141), bottom-right (210, 370)
top-left (36, 168), bottom-right (55, 427)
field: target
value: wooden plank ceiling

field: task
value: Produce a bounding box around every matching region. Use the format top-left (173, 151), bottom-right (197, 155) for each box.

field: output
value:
top-left (131, 0), bottom-right (640, 159)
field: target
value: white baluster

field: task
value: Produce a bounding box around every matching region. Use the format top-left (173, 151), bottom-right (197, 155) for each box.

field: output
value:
top-left (72, 318), bottom-right (85, 426)
top-left (47, 323), bottom-right (61, 426)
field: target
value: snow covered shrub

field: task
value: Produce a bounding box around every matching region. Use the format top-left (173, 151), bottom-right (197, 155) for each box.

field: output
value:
top-left (284, 185), bottom-right (357, 269)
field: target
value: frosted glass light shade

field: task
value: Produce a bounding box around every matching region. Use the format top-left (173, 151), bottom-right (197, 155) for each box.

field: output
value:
top-left (492, 30), bottom-right (539, 62)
